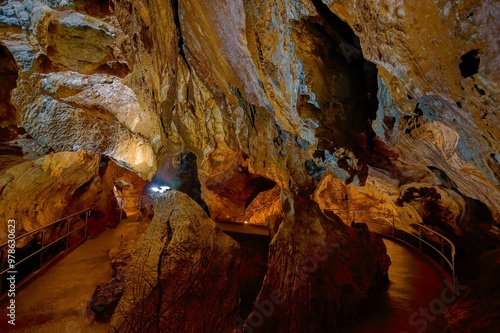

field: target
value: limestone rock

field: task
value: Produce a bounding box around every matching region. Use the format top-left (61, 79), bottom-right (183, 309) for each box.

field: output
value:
top-left (0, 41), bottom-right (18, 125)
top-left (242, 193), bottom-right (390, 332)
top-left (0, 151), bottom-right (96, 244)
top-left (325, 0), bottom-right (500, 220)
top-left (0, 2), bottom-right (22, 34)
top-left (12, 72), bottom-right (161, 179)
top-left (33, 8), bottom-right (116, 74)
top-left (87, 276), bottom-right (125, 323)
top-left (394, 121), bottom-right (500, 224)
top-left (111, 191), bottom-right (240, 333)
top-left (0, 1), bottom-right (499, 330)
top-left (238, 185), bottom-right (281, 225)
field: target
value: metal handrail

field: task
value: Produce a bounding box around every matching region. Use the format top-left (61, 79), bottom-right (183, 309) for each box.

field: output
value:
top-left (326, 208), bottom-right (457, 295)
top-left (113, 195), bottom-right (148, 220)
top-left (0, 209), bottom-right (90, 296)
top-left (0, 209), bottom-right (90, 248)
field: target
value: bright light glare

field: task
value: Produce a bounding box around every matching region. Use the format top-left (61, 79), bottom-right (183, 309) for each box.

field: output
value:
top-left (151, 185), bottom-right (171, 193)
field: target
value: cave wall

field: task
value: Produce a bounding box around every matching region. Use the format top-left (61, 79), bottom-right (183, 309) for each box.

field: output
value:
top-left (109, 0), bottom-right (500, 243)
top-left (2, 1), bottom-right (498, 232)
top-left (0, 0), bottom-right (499, 330)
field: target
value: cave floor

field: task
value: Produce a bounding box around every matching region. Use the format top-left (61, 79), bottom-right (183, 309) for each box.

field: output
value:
top-left (0, 214), bottom-right (150, 333)
top-left (1, 221), bottom-right (450, 333)
top-left (341, 238), bottom-right (449, 333)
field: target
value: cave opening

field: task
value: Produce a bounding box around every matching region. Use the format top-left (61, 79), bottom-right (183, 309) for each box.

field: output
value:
top-left (151, 152), bottom-right (210, 215)
top-left (459, 49), bottom-right (480, 78)
top-left (73, 0), bottom-right (112, 18)
top-left (0, 43), bottom-right (19, 137)
top-left (295, 2), bottom-right (379, 185)
top-left (227, 232), bottom-right (270, 323)
top-left (205, 166), bottom-right (278, 223)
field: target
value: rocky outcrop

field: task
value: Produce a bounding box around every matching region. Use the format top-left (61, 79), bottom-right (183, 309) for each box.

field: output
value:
top-left (110, 191), bottom-right (240, 333)
top-left (3, 0), bottom-right (497, 249)
top-left (12, 71), bottom-right (162, 179)
top-left (242, 192), bottom-right (390, 332)
top-left (0, 1), bottom-right (163, 180)
top-left (32, 7), bottom-right (116, 74)
top-left (0, 151), bottom-right (144, 244)
top-left (0, 152), bottom-right (95, 243)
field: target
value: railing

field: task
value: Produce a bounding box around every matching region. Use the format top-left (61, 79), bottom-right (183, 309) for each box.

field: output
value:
top-left (114, 195), bottom-right (149, 220)
top-left (0, 209), bottom-right (90, 301)
top-left (326, 209), bottom-right (457, 295)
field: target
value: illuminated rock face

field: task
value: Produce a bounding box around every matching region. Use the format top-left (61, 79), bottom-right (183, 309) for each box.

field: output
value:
top-left (0, 0), bottom-right (499, 330)
top-left (111, 0), bottom-right (499, 238)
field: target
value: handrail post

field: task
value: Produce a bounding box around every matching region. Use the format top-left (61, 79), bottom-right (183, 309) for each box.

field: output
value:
top-left (84, 210), bottom-right (88, 238)
top-left (65, 218), bottom-right (71, 250)
top-left (392, 216), bottom-right (395, 238)
top-left (452, 253), bottom-right (457, 296)
top-left (40, 230), bottom-right (45, 268)
top-left (418, 226), bottom-right (422, 251)
top-left (440, 239), bottom-right (444, 268)
top-left (0, 248), bottom-right (4, 292)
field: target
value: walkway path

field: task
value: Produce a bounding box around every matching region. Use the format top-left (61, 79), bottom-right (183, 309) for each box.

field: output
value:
top-left (216, 221), bottom-right (270, 236)
top-left (342, 238), bottom-right (449, 333)
top-left (0, 216), bottom-right (149, 333)
top-left (1, 221), bottom-right (450, 333)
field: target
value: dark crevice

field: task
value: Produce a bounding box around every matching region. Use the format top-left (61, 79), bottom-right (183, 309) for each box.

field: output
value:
top-left (72, 175), bottom-right (97, 198)
top-left (155, 246), bottom-right (166, 333)
top-left (474, 84), bottom-right (485, 96)
top-left (73, 0), bottom-right (111, 18)
top-left (295, 2), bottom-right (379, 185)
top-left (459, 49), bottom-right (480, 78)
top-left (172, 0), bottom-right (189, 66)
top-left (0, 43), bottom-right (19, 124)
top-left (205, 167), bottom-right (276, 220)
top-left (309, 0), bottom-right (360, 49)
top-left (226, 232), bottom-right (270, 324)
top-left (230, 84), bottom-right (257, 130)
top-left (244, 177), bottom-right (276, 208)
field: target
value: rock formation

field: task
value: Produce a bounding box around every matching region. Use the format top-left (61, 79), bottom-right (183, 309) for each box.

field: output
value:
top-left (0, 0), bottom-right (499, 331)
top-left (0, 151), bottom-right (144, 244)
top-left (110, 191), bottom-right (240, 333)
top-left (242, 191), bottom-right (390, 332)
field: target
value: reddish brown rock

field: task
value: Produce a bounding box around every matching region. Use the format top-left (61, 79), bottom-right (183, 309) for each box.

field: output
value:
top-left (442, 248), bottom-right (500, 333)
top-left (242, 192), bottom-right (390, 332)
